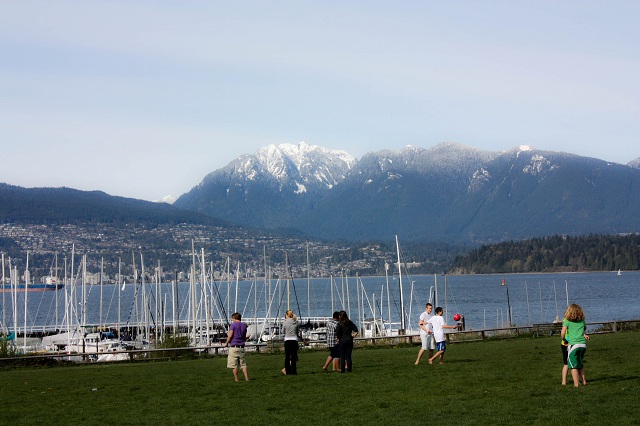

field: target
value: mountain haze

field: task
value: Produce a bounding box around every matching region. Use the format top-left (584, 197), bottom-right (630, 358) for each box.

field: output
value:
top-left (175, 142), bottom-right (640, 243)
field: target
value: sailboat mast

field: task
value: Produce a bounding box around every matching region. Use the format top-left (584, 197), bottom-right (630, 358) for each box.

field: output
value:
top-left (285, 253), bottom-right (290, 311)
top-left (83, 255), bottom-right (88, 328)
top-left (24, 251), bottom-right (29, 350)
top-left (157, 260), bottom-right (163, 345)
top-left (330, 274), bottom-right (334, 314)
top-left (356, 273), bottom-right (361, 331)
top-left (54, 253), bottom-right (59, 330)
top-left (433, 274), bottom-right (438, 308)
top-left (385, 263), bottom-right (391, 333)
top-left (64, 256), bottom-right (69, 334)
top-left (1, 252), bottom-right (5, 333)
top-left (226, 256), bottom-right (230, 321)
top-left (118, 258), bottom-right (122, 329)
top-left (12, 262), bottom-right (18, 341)
top-left (202, 248), bottom-right (209, 346)
top-left (141, 252), bottom-right (148, 343)
top-left (345, 274), bottom-right (351, 318)
top-left (100, 257), bottom-right (104, 330)
top-left (306, 243), bottom-right (310, 320)
top-left (190, 241), bottom-right (197, 345)
top-left (444, 274), bottom-right (448, 321)
top-left (553, 280), bottom-right (559, 321)
top-left (395, 235), bottom-right (405, 331)
top-left (234, 261), bottom-right (240, 314)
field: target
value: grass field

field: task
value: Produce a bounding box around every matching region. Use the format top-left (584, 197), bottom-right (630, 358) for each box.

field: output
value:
top-left (1, 331), bottom-right (639, 425)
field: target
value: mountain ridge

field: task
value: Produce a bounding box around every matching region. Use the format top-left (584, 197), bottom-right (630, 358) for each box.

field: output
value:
top-left (0, 183), bottom-right (226, 227)
top-left (175, 142), bottom-right (640, 243)
top-left (3, 142), bottom-right (640, 245)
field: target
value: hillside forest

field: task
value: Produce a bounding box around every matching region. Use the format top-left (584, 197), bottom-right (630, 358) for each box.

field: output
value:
top-left (451, 234), bottom-right (640, 274)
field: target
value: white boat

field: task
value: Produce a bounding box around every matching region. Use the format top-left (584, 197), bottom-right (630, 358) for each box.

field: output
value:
top-left (260, 325), bottom-right (284, 342)
top-left (303, 327), bottom-right (327, 347)
top-left (361, 318), bottom-right (386, 338)
top-left (64, 332), bottom-right (129, 361)
top-left (42, 330), bottom-right (82, 351)
top-left (617, 269), bottom-right (622, 276)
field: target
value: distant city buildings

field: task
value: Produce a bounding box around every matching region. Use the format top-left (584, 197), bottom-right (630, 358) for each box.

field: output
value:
top-left (0, 223), bottom-right (440, 283)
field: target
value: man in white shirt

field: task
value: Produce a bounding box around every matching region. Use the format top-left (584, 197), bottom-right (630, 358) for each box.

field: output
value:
top-left (415, 303), bottom-right (435, 365)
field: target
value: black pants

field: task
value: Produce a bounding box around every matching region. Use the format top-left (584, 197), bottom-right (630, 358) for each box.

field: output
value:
top-left (284, 340), bottom-right (298, 375)
top-left (339, 340), bottom-right (353, 373)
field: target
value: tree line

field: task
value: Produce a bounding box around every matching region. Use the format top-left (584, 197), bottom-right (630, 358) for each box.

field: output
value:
top-left (451, 234), bottom-right (640, 274)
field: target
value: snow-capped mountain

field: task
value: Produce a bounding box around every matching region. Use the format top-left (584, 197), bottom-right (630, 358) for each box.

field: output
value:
top-left (174, 142), bottom-right (640, 243)
top-left (201, 141), bottom-right (355, 194)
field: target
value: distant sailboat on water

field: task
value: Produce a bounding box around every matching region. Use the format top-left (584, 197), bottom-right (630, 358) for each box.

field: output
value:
top-left (617, 269), bottom-right (622, 276)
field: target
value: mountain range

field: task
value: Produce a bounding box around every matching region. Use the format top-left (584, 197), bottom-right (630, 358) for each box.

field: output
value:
top-left (2, 142), bottom-right (639, 245)
top-left (174, 142), bottom-right (640, 243)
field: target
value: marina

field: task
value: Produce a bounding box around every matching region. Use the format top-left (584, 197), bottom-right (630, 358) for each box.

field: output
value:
top-left (2, 266), bottom-right (639, 356)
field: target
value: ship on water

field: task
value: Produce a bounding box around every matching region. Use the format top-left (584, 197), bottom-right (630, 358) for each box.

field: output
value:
top-left (0, 275), bottom-right (64, 293)
top-left (1, 251), bottom-right (64, 293)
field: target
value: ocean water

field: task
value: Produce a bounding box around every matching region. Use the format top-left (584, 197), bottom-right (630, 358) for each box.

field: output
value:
top-left (3, 271), bottom-right (639, 332)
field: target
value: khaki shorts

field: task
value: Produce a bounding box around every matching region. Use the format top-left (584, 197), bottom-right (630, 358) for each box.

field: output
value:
top-left (227, 347), bottom-right (247, 369)
top-left (420, 332), bottom-right (436, 350)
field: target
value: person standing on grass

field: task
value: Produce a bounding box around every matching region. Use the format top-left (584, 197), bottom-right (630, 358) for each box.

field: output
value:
top-left (336, 310), bottom-right (358, 373)
top-left (224, 312), bottom-right (250, 382)
top-left (282, 310), bottom-right (299, 375)
top-left (561, 304), bottom-right (590, 387)
top-left (322, 311), bottom-right (340, 372)
top-left (427, 307), bottom-right (458, 365)
top-left (415, 303), bottom-right (435, 365)
top-left (561, 321), bottom-right (570, 386)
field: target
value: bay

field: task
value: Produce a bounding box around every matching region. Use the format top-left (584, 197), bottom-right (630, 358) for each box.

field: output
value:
top-left (3, 271), bottom-right (639, 333)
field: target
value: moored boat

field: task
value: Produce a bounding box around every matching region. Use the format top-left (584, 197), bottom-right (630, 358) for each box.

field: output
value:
top-left (0, 282), bottom-right (64, 293)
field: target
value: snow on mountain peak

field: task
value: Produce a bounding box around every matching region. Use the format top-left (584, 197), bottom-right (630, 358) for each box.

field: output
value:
top-left (155, 195), bottom-right (176, 204)
top-left (231, 142), bottom-right (357, 193)
top-left (523, 154), bottom-right (559, 176)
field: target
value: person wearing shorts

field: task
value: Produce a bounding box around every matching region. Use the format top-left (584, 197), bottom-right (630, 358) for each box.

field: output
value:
top-left (224, 312), bottom-right (250, 382)
top-left (415, 303), bottom-right (435, 365)
top-left (561, 303), bottom-right (590, 387)
top-left (323, 311), bottom-right (340, 371)
top-left (427, 307), bottom-right (457, 365)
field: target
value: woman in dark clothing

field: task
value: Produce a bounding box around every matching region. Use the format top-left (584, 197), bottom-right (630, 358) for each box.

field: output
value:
top-left (335, 310), bottom-right (358, 373)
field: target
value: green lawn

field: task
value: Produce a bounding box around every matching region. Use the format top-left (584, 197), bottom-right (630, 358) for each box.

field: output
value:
top-left (1, 332), bottom-right (638, 425)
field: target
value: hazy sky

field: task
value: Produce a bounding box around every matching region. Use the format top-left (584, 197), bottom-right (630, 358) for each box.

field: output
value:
top-left (1, 1), bottom-right (638, 201)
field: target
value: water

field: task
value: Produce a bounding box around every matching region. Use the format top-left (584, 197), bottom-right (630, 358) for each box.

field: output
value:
top-left (2, 271), bottom-right (639, 332)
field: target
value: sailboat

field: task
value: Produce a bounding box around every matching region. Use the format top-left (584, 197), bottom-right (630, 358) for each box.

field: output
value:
top-left (617, 269), bottom-right (622, 276)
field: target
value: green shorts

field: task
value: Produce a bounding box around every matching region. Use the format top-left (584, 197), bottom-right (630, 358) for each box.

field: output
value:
top-left (567, 344), bottom-right (586, 369)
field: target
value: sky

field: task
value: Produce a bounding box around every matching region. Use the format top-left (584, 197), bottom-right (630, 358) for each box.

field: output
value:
top-left (1, 1), bottom-right (639, 201)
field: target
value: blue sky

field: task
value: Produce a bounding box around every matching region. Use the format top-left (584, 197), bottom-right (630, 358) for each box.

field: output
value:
top-left (1, 1), bottom-right (638, 201)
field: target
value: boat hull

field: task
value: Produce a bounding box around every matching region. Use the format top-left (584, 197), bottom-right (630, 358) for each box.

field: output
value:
top-left (0, 284), bottom-right (64, 293)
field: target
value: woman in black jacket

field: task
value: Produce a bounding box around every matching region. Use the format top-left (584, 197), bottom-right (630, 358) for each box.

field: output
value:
top-left (335, 310), bottom-right (358, 373)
